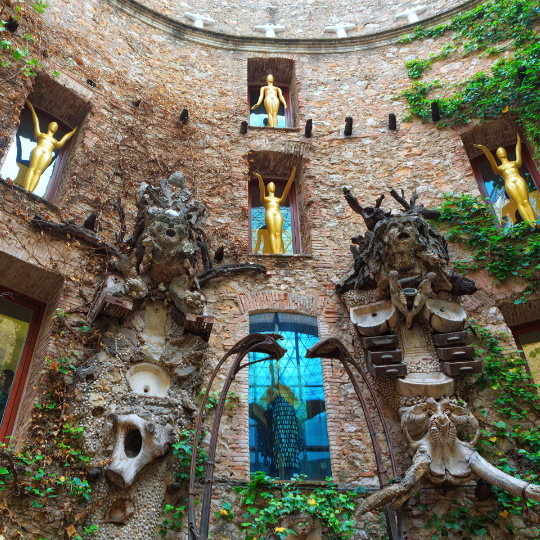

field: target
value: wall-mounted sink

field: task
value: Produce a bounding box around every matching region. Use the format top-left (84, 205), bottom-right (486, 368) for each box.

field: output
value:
top-left (422, 298), bottom-right (466, 333)
top-left (350, 301), bottom-right (398, 337)
top-left (127, 363), bottom-right (170, 397)
top-left (395, 371), bottom-right (454, 399)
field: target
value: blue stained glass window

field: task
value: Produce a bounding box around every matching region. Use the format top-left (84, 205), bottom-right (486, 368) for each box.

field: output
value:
top-left (249, 313), bottom-right (331, 480)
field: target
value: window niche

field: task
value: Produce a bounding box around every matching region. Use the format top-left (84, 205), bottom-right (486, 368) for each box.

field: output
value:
top-left (248, 313), bottom-right (331, 481)
top-left (247, 57), bottom-right (298, 129)
top-left (248, 150), bottom-right (303, 255)
top-left (461, 118), bottom-right (540, 229)
top-left (0, 74), bottom-right (90, 203)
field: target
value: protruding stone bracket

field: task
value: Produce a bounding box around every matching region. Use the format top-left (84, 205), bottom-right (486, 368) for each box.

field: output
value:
top-left (105, 414), bottom-right (174, 489)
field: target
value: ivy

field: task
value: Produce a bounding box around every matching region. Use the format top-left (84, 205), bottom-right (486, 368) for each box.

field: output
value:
top-left (436, 193), bottom-right (540, 299)
top-left (233, 472), bottom-right (362, 540)
top-left (398, 0), bottom-right (540, 150)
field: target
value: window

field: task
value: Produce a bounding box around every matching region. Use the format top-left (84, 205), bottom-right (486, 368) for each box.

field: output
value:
top-left (0, 288), bottom-right (44, 441)
top-left (0, 105), bottom-right (73, 201)
top-left (472, 144), bottom-right (540, 229)
top-left (249, 178), bottom-right (301, 255)
top-left (249, 85), bottom-right (291, 128)
top-left (247, 58), bottom-right (298, 129)
top-left (512, 323), bottom-right (540, 387)
top-left (249, 313), bottom-right (331, 480)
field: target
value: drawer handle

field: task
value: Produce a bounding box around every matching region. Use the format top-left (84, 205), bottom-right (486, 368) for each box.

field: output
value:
top-left (460, 367), bottom-right (473, 371)
top-left (386, 369), bottom-right (398, 373)
top-left (447, 336), bottom-right (460, 342)
top-left (453, 351), bottom-right (467, 356)
top-left (381, 355), bottom-right (394, 360)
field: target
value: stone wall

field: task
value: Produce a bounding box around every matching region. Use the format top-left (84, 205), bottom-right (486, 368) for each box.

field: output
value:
top-left (0, 0), bottom-right (539, 538)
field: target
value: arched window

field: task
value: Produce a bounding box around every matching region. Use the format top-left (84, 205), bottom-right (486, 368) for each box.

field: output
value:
top-left (249, 313), bottom-right (331, 480)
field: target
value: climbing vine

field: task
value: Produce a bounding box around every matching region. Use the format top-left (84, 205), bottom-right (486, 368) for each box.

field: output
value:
top-left (398, 0), bottom-right (540, 150)
top-left (233, 472), bottom-right (361, 540)
top-left (436, 193), bottom-right (540, 302)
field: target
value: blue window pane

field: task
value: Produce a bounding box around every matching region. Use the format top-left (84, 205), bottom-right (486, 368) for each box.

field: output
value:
top-left (249, 313), bottom-right (331, 480)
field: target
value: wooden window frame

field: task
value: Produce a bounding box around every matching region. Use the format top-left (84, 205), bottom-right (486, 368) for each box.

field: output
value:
top-left (0, 104), bottom-right (73, 203)
top-left (248, 85), bottom-right (293, 128)
top-left (511, 321), bottom-right (540, 379)
top-left (248, 178), bottom-right (302, 255)
top-left (0, 286), bottom-right (45, 442)
top-left (471, 142), bottom-right (540, 225)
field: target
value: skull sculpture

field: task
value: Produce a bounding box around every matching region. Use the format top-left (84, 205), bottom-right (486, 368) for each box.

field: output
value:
top-left (359, 398), bottom-right (540, 514)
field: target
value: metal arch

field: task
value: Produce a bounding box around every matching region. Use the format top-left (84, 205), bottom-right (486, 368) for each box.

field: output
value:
top-left (188, 334), bottom-right (406, 540)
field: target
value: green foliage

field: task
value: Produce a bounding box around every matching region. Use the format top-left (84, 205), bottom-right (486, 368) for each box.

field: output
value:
top-left (398, 0), bottom-right (540, 150)
top-left (172, 429), bottom-right (207, 481)
top-left (216, 500), bottom-right (235, 522)
top-left (436, 193), bottom-right (540, 291)
top-left (158, 503), bottom-right (186, 537)
top-left (233, 472), bottom-right (361, 540)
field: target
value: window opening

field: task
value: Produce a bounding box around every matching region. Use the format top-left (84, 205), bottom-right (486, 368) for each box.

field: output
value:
top-left (472, 144), bottom-right (540, 229)
top-left (0, 289), bottom-right (43, 440)
top-left (512, 323), bottom-right (540, 387)
top-left (249, 313), bottom-right (331, 480)
top-left (0, 105), bottom-right (73, 201)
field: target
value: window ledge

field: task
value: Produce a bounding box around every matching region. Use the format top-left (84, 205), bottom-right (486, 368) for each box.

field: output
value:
top-left (248, 253), bottom-right (312, 259)
top-left (0, 177), bottom-right (61, 216)
top-left (248, 126), bottom-right (300, 133)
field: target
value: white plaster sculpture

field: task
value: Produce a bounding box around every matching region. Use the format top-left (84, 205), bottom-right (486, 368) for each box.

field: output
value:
top-left (324, 23), bottom-right (356, 38)
top-left (184, 12), bottom-right (215, 28)
top-left (395, 5), bottom-right (428, 24)
top-left (253, 24), bottom-right (286, 38)
top-left (105, 414), bottom-right (174, 489)
top-left (127, 363), bottom-right (171, 397)
top-left (358, 398), bottom-right (540, 514)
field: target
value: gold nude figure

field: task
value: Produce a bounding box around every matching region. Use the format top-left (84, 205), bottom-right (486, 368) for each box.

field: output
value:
top-left (251, 74), bottom-right (287, 128)
top-left (474, 134), bottom-right (536, 222)
top-left (24, 99), bottom-right (77, 193)
top-left (254, 166), bottom-right (296, 254)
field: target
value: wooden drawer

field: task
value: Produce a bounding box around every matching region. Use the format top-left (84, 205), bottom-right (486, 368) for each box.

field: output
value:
top-left (367, 361), bottom-right (407, 378)
top-left (441, 360), bottom-right (483, 376)
top-left (362, 335), bottom-right (398, 350)
top-left (436, 346), bottom-right (475, 361)
top-left (432, 331), bottom-right (470, 347)
top-left (368, 350), bottom-right (402, 365)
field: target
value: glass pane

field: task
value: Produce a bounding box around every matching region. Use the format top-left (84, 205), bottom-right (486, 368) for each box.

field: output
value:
top-left (249, 313), bottom-right (331, 480)
top-left (478, 151), bottom-right (540, 230)
top-left (0, 297), bottom-right (33, 428)
top-left (249, 89), bottom-right (286, 128)
top-left (519, 329), bottom-right (540, 386)
top-left (250, 183), bottom-right (294, 255)
top-left (0, 109), bottom-right (66, 198)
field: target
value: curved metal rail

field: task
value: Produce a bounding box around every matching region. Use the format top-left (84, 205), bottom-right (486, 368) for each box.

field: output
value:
top-left (188, 334), bottom-right (406, 540)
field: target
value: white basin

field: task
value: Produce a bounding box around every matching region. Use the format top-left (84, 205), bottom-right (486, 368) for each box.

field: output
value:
top-left (350, 301), bottom-right (398, 337)
top-left (127, 363), bottom-right (170, 397)
top-left (422, 298), bottom-right (466, 333)
top-left (395, 372), bottom-right (454, 398)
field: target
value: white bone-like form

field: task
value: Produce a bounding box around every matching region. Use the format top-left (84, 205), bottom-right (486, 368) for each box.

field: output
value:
top-left (105, 414), bottom-right (174, 489)
top-left (184, 12), bottom-right (215, 28)
top-left (253, 24), bottom-right (286, 38)
top-left (395, 5), bottom-right (427, 24)
top-left (127, 363), bottom-right (170, 397)
top-left (324, 23), bottom-right (356, 38)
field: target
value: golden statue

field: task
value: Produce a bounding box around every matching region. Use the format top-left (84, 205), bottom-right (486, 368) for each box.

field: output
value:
top-left (251, 74), bottom-right (287, 128)
top-left (23, 99), bottom-right (77, 193)
top-left (474, 134), bottom-right (536, 222)
top-left (254, 166), bottom-right (296, 254)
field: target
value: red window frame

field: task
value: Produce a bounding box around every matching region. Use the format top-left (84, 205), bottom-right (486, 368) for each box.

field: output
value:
top-left (248, 85), bottom-right (293, 128)
top-left (0, 104), bottom-right (73, 203)
top-left (470, 142), bottom-right (540, 225)
top-left (248, 178), bottom-right (302, 255)
top-left (0, 286), bottom-right (45, 442)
